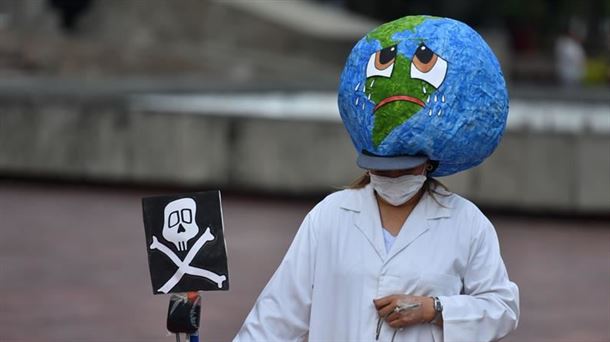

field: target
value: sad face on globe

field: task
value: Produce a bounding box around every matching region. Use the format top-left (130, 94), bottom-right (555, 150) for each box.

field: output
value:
top-left (339, 15), bottom-right (508, 177)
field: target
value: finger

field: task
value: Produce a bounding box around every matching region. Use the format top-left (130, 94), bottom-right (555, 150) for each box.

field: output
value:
top-left (378, 301), bottom-right (399, 318)
top-left (385, 311), bottom-right (401, 323)
top-left (388, 319), bottom-right (401, 329)
top-left (373, 295), bottom-right (395, 309)
top-left (389, 315), bottom-right (412, 329)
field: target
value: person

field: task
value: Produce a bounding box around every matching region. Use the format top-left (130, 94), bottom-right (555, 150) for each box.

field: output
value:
top-left (555, 19), bottom-right (587, 87)
top-left (234, 15), bottom-right (519, 342)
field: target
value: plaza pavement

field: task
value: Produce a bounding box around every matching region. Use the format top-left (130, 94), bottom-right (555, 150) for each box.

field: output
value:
top-left (1, 181), bottom-right (608, 341)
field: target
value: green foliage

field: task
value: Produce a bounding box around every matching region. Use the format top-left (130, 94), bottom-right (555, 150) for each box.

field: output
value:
top-left (367, 16), bottom-right (431, 47)
top-left (364, 54), bottom-right (434, 146)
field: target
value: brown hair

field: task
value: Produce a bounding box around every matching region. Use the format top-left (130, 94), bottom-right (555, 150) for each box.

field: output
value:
top-left (347, 172), bottom-right (450, 205)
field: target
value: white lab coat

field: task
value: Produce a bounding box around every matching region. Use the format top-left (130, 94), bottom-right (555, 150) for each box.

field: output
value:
top-left (235, 184), bottom-right (519, 341)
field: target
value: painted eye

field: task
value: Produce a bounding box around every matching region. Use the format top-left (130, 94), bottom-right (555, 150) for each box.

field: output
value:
top-left (169, 211), bottom-right (179, 228)
top-left (410, 44), bottom-right (447, 88)
top-left (366, 45), bottom-right (397, 78)
top-left (181, 208), bottom-right (192, 224)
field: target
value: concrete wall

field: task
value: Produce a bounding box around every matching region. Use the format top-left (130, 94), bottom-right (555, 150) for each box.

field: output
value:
top-left (1, 90), bottom-right (608, 214)
top-left (442, 131), bottom-right (610, 212)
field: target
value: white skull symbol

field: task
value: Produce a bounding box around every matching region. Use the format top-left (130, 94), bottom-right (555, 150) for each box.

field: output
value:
top-left (162, 198), bottom-right (200, 251)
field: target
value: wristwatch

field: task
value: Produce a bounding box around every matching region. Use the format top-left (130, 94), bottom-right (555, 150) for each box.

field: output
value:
top-left (430, 296), bottom-right (443, 324)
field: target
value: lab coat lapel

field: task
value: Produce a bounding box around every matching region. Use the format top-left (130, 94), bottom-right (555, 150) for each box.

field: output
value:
top-left (384, 192), bottom-right (432, 263)
top-left (349, 185), bottom-right (386, 261)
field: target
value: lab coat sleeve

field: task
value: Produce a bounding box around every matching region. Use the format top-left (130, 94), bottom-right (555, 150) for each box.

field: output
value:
top-left (438, 217), bottom-right (520, 342)
top-left (234, 212), bottom-right (317, 342)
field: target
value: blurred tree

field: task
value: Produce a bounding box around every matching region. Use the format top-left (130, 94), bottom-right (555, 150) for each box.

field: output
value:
top-left (339, 0), bottom-right (608, 51)
top-left (334, 0), bottom-right (608, 83)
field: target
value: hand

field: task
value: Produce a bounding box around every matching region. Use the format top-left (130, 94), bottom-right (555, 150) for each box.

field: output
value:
top-left (373, 295), bottom-right (435, 329)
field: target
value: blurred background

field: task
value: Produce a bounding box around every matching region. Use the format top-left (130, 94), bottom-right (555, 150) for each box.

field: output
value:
top-left (0, 0), bottom-right (608, 341)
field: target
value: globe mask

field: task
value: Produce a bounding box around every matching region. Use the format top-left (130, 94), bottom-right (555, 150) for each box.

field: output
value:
top-left (338, 16), bottom-right (509, 176)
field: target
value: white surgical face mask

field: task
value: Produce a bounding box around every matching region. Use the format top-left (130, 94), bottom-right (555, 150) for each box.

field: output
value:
top-left (369, 173), bottom-right (426, 206)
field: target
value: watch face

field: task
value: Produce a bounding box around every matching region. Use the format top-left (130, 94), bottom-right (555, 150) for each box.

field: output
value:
top-left (434, 297), bottom-right (443, 312)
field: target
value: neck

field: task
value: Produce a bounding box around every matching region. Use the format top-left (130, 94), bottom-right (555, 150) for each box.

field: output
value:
top-left (375, 188), bottom-right (425, 236)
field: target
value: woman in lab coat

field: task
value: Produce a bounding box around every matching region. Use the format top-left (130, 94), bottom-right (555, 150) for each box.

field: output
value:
top-left (235, 16), bottom-right (519, 342)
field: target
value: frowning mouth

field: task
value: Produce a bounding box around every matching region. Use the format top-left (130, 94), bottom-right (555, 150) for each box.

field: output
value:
top-left (374, 95), bottom-right (425, 112)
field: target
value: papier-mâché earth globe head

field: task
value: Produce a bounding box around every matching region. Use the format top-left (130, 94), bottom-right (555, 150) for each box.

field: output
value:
top-left (338, 15), bottom-right (508, 176)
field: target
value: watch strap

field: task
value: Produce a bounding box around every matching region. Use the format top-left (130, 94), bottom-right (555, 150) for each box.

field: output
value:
top-left (430, 296), bottom-right (443, 324)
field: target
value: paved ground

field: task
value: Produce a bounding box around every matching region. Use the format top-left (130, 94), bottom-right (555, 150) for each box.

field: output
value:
top-left (1, 180), bottom-right (609, 342)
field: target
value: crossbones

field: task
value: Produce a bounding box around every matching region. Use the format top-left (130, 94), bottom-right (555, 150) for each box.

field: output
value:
top-left (150, 227), bottom-right (227, 293)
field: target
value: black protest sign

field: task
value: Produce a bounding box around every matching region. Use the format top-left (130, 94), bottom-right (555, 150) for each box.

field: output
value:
top-left (142, 191), bottom-right (229, 294)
